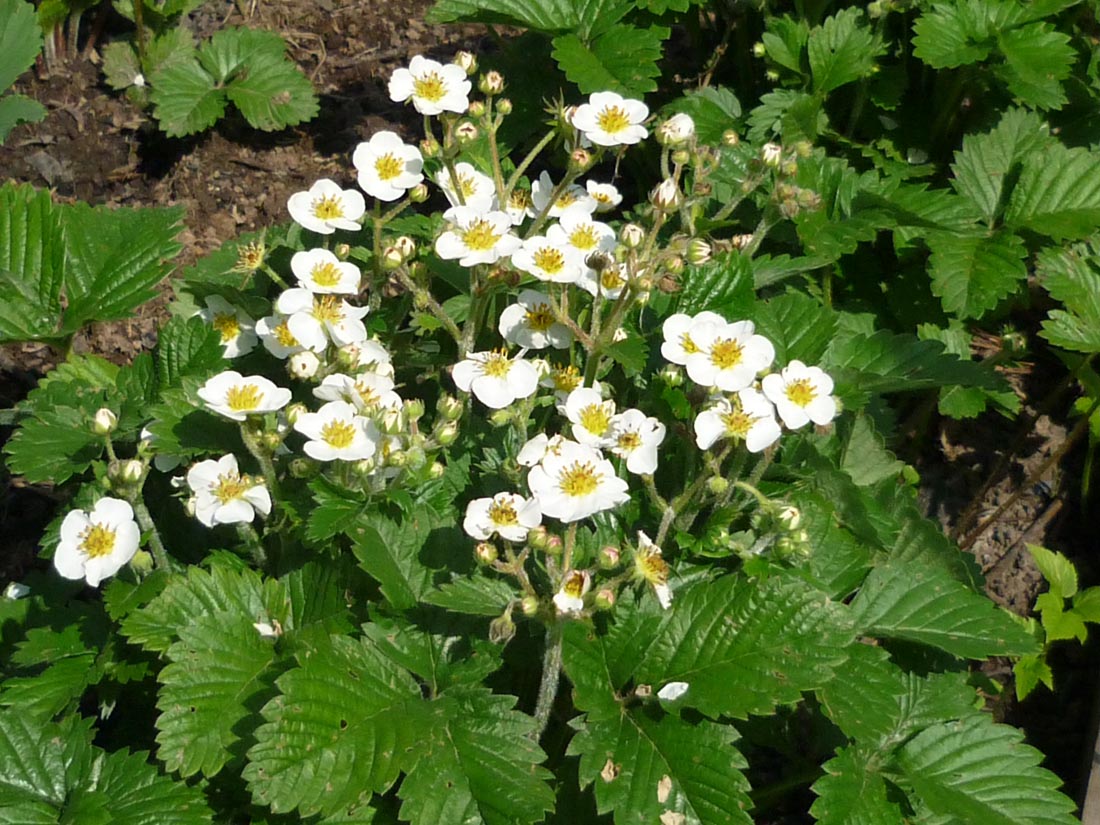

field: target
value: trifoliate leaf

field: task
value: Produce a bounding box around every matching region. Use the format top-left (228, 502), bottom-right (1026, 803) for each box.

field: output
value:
top-left (0, 94), bottom-right (45, 143)
top-left (810, 745), bottom-right (906, 825)
top-left (197, 26), bottom-right (286, 84)
top-left (851, 558), bottom-right (1039, 657)
top-left (0, 183), bottom-right (65, 342)
top-left (1026, 544), bottom-right (1077, 600)
top-left (926, 229), bottom-right (1027, 319)
top-left (150, 59), bottom-right (226, 137)
top-left (422, 575), bottom-right (518, 616)
top-left (676, 253), bottom-right (754, 319)
top-left (995, 22), bottom-right (1074, 110)
top-left (245, 635), bottom-right (428, 817)
top-left (912, 1), bottom-right (994, 68)
top-left (551, 24), bottom-right (668, 96)
top-left (351, 511), bottom-right (436, 610)
top-left (604, 333), bottom-right (648, 376)
top-left (397, 686), bottom-right (554, 825)
top-left (225, 52), bottom-right (318, 132)
top-left (635, 574), bottom-right (854, 718)
top-left (808, 8), bottom-right (881, 93)
top-left (4, 387), bottom-right (107, 484)
top-left (1005, 143), bottom-right (1100, 240)
top-left (1036, 240), bottom-right (1100, 352)
top-left (0, 0), bottom-right (41, 91)
top-left (897, 714), bottom-right (1077, 824)
top-left (950, 108), bottom-right (1051, 224)
top-left (761, 15), bottom-right (809, 75)
top-left (755, 290), bottom-right (837, 365)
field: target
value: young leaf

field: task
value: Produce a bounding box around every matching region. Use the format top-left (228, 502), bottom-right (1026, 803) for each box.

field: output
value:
top-left (1014, 653), bottom-right (1054, 700)
top-left (1005, 143), bottom-right (1100, 240)
top-left (225, 52), bottom-right (318, 132)
top-left (761, 15), bottom-right (809, 75)
top-left (808, 8), bottom-right (880, 93)
top-left (995, 22), bottom-right (1075, 110)
top-left (0, 183), bottom-right (65, 342)
top-left (926, 229), bottom-right (1027, 319)
top-left (551, 24), bottom-right (668, 96)
top-left (1036, 240), bottom-right (1100, 352)
top-left (851, 558), bottom-right (1038, 658)
top-left (811, 745), bottom-right (906, 825)
top-left (150, 59), bottom-right (227, 137)
top-left (197, 26), bottom-right (287, 84)
top-left (397, 686), bottom-right (555, 825)
top-left (897, 714), bottom-right (1078, 824)
top-left (1026, 544), bottom-right (1077, 599)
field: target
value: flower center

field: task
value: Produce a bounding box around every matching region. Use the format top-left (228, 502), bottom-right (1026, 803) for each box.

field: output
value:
top-left (596, 105), bottom-right (631, 135)
top-left (212, 312), bottom-right (240, 343)
top-left (679, 333), bottom-right (698, 355)
top-left (413, 71), bottom-right (447, 102)
top-left (592, 191), bottom-right (613, 205)
top-left (226, 383), bottom-right (263, 412)
top-left (600, 268), bottom-right (625, 291)
top-left (374, 153), bottom-right (403, 181)
top-left (562, 570), bottom-right (587, 598)
top-left (481, 350), bottom-right (512, 378)
top-left (639, 552), bottom-right (669, 584)
top-left (311, 261), bottom-right (343, 288)
top-left (354, 381), bottom-right (380, 407)
top-left (569, 225), bottom-right (599, 250)
top-left (578, 404), bottom-right (611, 436)
top-left (616, 430), bottom-right (642, 452)
top-left (509, 189), bottom-right (531, 211)
top-left (709, 338), bottom-right (744, 370)
top-left (785, 378), bottom-right (816, 407)
top-left (213, 471), bottom-right (250, 504)
top-left (525, 302), bottom-right (555, 332)
top-left (311, 194), bottom-right (345, 221)
top-left (274, 321), bottom-right (298, 348)
top-left (234, 241), bottom-right (265, 272)
top-left (488, 499), bottom-right (519, 526)
top-left (551, 365), bottom-right (581, 393)
top-left (312, 295), bottom-right (343, 324)
top-left (321, 419), bottom-right (357, 449)
top-left (462, 220), bottom-right (502, 252)
top-left (79, 522), bottom-right (117, 559)
top-left (559, 461), bottom-right (600, 497)
top-left (721, 409), bottom-right (754, 438)
top-left (533, 246), bottom-right (565, 274)
top-left (555, 191), bottom-right (577, 209)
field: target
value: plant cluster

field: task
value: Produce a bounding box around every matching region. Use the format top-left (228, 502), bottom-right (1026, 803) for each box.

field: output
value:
top-left (0, 39), bottom-right (1086, 823)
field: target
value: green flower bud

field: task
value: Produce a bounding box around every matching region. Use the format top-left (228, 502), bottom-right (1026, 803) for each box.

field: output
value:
top-left (598, 545), bottom-right (621, 569)
top-left (437, 394), bottom-right (463, 420)
top-left (408, 183), bottom-right (430, 203)
top-left (129, 550), bottom-right (154, 576)
top-left (594, 588), bottom-right (616, 610)
top-left (475, 542), bottom-right (498, 565)
top-left (521, 595), bottom-right (540, 617)
top-left (496, 97), bottom-right (513, 115)
top-left (435, 420), bottom-right (459, 446)
top-left (706, 476), bottom-right (729, 496)
top-left (453, 50), bottom-right (477, 75)
top-left (92, 408), bottom-right (118, 435)
top-left (488, 612), bottom-right (516, 644)
top-left (479, 70), bottom-right (505, 95)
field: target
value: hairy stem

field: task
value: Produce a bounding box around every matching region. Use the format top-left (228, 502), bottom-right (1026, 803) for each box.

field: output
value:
top-left (131, 496), bottom-right (171, 572)
top-left (531, 622), bottom-right (563, 741)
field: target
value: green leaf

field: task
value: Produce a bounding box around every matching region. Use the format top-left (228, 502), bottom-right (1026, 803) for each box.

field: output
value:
top-left (1072, 587), bottom-right (1100, 623)
top-left (0, 654), bottom-right (98, 719)
top-left (245, 635), bottom-right (428, 817)
top-left (1037, 240), bottom-right (1100, 352)
top-left (1013, 653), bottom-right (1053, 700)
top-left (551, 24), bottom-right (668, 96)
top-left (851, 558), bottom-right (1039, 657)
top-left (225, 52), bottom-right (318, 131)
top-left (0, 94), bottom-right (45, 143)
top-left (398, 686), bottom-right (554, 825)
top-left (0, 714), bottom-right (212, 823)
top-left (427, 0), bottom-right (584, 29)
top-left (361, 617), bottom-right (501, 692)
top-left (808, 8), bottom-right (880, 93)
top-left (1026, 544), bottom-right (1077, 599)
top-left (144, 28), bottom-right (198, 75)
top-left (61, 200), bottom-right (184, 331)
top-left (761, 15), bottom-right (808, 75)
top-left (0, 0), bottom-right (41, 91)
top-left (0, 183), bottom-right (65, 342)
top-left (746, 89), bottom-right (825, 143)
top-left (155, 315), bottom-right (226, 391)
top-left (352, 512), bottom-right (436, 610)
top-left (102, 41), bottom-right (142, 90)
top-left (912, 0), bottom-right (1020, 69)
top-left (636, 574), bottom-right (854, 718)
top-left (675, 253), bottom-right (754, 319)
top-left (926, 230), bottom-right (1027, 319)
top-left (755, 290), bottom-right (837, 365)
top-left (811, 746), bottom-right (906, 825)
top-left (951, 108), bottom-right (1050, 225)
top-left (1005, 143), bottom-right (1100, 240)
top-left (897, 714), bottom-right (1077, 824)
top-left (4, 394), bottom-right (105, 484)
top-left (423, 575), bottom-right (517, 616)
top-left (197, 26), bottom-right (286, 84)
top-left (839, 414), bottom-right (903, 486)
top-left (995, 22), bottom-right (1074, 110)
top-left (156, 614), bottom-right (278, 777)
top-left (150, 59), bottom-right (226, 137)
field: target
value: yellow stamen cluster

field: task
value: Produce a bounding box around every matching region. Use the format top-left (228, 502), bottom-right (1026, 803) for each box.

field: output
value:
top-left (785, 379), bottom-right (816, 407)
top-left (232, 241), bottom-right (265, 273)
top-left (311, 194), bottom-right (345, 221)
top-left (533, 247), bottom-right (566, 274)
top-left (321, 420), bottom-right (356, 449)
top-left (311, 262), bottom-right (343, 288)
top-left (481, 350), bottom-right (513, 378)
top-left (569, 226), bottom-right (599, 250)
top-left (462, 220), bottom-right (502, 252)
top-left (212, 312), bottom-right (240, 344)
top-left (79, 523), bottom-right (117, 558)
top-left (558, 461), bottom-right (600, 497)
top-left (710, 338), bottom-right (744, 369)
top-left (413, 72), bottom-right (447, 102)
top-left (721, 408), bottom-right (754, 439)
top-left (312, 295), bottom-right (343, 324)
top-left (578, 404), bottom-right (611, 436)
top-left (273, 321), bottom-right (299, 348)
top-left (213, 472), bottom-right (251, 504)
top-left (488, 499), bottom-right (519, 526)
top-left (525, 302), bottom-right (556, 332)
top-left (374, 153), bottom-right (403, 180)
top-left (226, 384), bottom-right (263, 412)
top-left (596, 105), bottom-right (631, 134)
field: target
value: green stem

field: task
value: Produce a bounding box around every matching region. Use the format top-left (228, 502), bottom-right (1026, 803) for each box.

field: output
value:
top-left (240, 423), bottom-right (282, 506)
top-left (504, 129), bottom-right (558, 204)
top-left (393, 267), bottom-right (462, 346)
top-left (236, 522), bottom-right (268, 569)
top-left (131, 496), bottom-right (171, 572)
top-left (531, 622), bottom-right (564, 741)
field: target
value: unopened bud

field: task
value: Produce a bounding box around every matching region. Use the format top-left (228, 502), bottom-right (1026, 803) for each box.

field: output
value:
top-left (752, 41), bottom-right (766, 57)
top-left (659, 364), bottom-right (684, 386)
top-left (403, 398), bottom-right (425, 421)
top-left (569, 148), bottom-right (593, 172)
top-left (93, 408), bottom-right (118, 435)
top-left (354, 458), bottom-right (377, 476)
top-left (419, 137), bottom-right (441, 158)
top-left (521, 595), bottom-right (540, 617)
top-left (334, 242), bottom-right (351, 260)
top-left (453, 50), bottom-right (477, 75)
top-left (777, 505), bottom-right (802, 531)
top-left (793, 140), bottom-right (813, 158)
top-left (261, 432), bottom-right (283, 451)
top-left (761, 142), bottom-right (783, 168)
top-left (288, 457), bottom-right (316, 478)
top-left (437, 394), bottom-right (463, 420)
top-left (288, 350), bottom-right (320, 380)
top-left (594, 588), bottom-right (616, 610)
top-left (651, 178), bottom-right (681, 211)
top-left (706, 476), bottom-right (729, 495)
top-left (657, 112), bottom-right (695, 146)
top-left (722, 129), bottom-right (740, 146)
top-left (428, 461), bottom-right (445, 479)
top-left (620, 223), bottom-right (645, 248)
top-left (394, 235), bottom-right (416, 260)
top-left (781, 157), bottom-right (799, 177)
top-left (408, 182), bottom-right (430, 203)
top-left (527, 525), bottom-right (551, 551)
top-left (386, 449), bottom-right (407, 468)
top-left (183, 496), bottom-right (197, 517)
top-left (489, 408), bottom-right (512, 427)
top-left (129, 550), bottom-right (154, 575)
top-left (479, 70), bottom-right (505, 95)
top-left (476, 542), bottom-right (498, 565)
top-left (119, 459), bottom-right (144, 484)
top-left (665, 256), bottom-right (684, 276)
top-left (545, 534), bottom-right (564, 557)
top-left (671, 149), bottom-right (691, 166)
top-left (687, 238), bottom-right (712, 265)
top-left (488, 612), bottom-right (516, 644)
top-left (765, 69), bottom-right (780, 82)
top-left (599, 545), bottom-right (621, 569)
top-left (285, 403), bottom-right (308, 425)
top-left (435, 420), bottom-right (459, 446)
top-left (405, 445), bottom-right (427, 469)
top-left (496, 97), bottom-right (513, 115)
top-left (382, 245), bottom-right (405, 270)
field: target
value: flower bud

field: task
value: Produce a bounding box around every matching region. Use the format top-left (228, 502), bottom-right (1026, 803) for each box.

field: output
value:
top-left (428, 461), bottom-right (445, 479)
top-left (288, 350), bottom-right (320, 380)
top-left (489, 408), bottom-right (512, 427)
top-left (765, 69), bottom-right (780, 82)
top-left (285, 403), bottom-right (308, 426)
top-left (408, 182), bottom-right (430, 203)
top-left (405, 445), bottom-right (427, 469)
top-left (385, 449), bottom-right (407, 468)
top-left (453, 50), bottom-right (477, 75)
top-left (650, 178), bottom-right (681, 212)
top-left (419, 137), bottom-right (441, 158)
top-left (527, 525), bottom-right (551, 551)
top-left (657, 112), bottom-right (695, 146)
top-left (721, 129), bottom-right (740, 146)
top-left (752, 41), bottom-right (766, 57)
top-left (569, 148), bottom-right (593, 172)
top-left (119, 459), bottom-right (144, 484)
top-left (382, 245), bottom-right (405, 270)
top-left (761, 142), bottom-right (783, 168)
top-left (496, 97), bottom-right (513, 115)
top-left (665, 256), bottom-right (684, 276)
top-left (92, 408), bottom-right (118, 435)
top-left (3, 581), bottom-right (30, 600)
top-left (687, 238), bottom-right (712, 266)
top-left (594, 588), bottom-right (616, 610)
top-left (706, 476), bottom-right (730, 496)
top-left (434, 420), bottom-right (459, 446)
top-left (620, 223), bottom-right (645, 248)
top-left (354, 458), bottom-right (377, 476)
top-left (394, 235), bottom-right (416, 260)
top-left (544, 534), bottom-right (564, 556)
top-left (521, 595), bottom-right (540, 617)
top-left (403, 398), bottom-right (425, 422)
top-left (437, 394), bottom-right (463, 420)
top-left (479, 70), bottom-right (505, 95)
top-left (184, 496), bottom-right (197, 517)
top-left (262, 431), bottom-right (284, 452)
top-left (475, 542), bottom-right (498, 565)
top-left (288, 457), bottom-right (317, 478)
top-left (334, 242), bottom-right (351, 260)
top-left (730, 233), bottom-right (754, 250)
top-left (658, 364), bottom-right (683, 386)
top-left (129, 550), bottom-right (154, 576)
top-left (777, 505), bottom-right (802, 531)
top-left (671, 148), bottom-right (691, 166)
top-left (598, 545), bottom-right (621, 569)
top-left (488, 612), bottom-right (516, 644)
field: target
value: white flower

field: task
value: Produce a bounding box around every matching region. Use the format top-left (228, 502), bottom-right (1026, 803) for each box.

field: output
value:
top-left (657, 112), bottom-right (695, 145)
top-left (660, 311), bottom-right (729, 366)
top-left (547, 207), bottom-right (617, 260)
top-left (517, 433), bottom-right (568, 467)
top-left (577, 261), bottom-right (629, 299)
top-left (290, 248), bottom-right (361, 294)
top-left (288, 350), bottom-right (321, 380)
top-left (511, 235), bottom-right (583, 284)
top-left (256, 314), bottom-right (306, 359)
top-left (436, 207), bottom-right (520, 267)
top-left (564, 387), bottom-right (616, 446)
top-left (314, 372), bottom-right (402, 413)
top-left (287, 179), bottom-right (366, 234)
top-left (553, 570), bottom-right (591, 614)
top-left (498, 290), bottom-right (573, 350)
top-left (276, 288), bottom-right (369, 351)
top-left (293, 400), bottom-right (381, 461)
top-left (571, 91), bottom-right (649, 147)
top-left (607, 409), bottom-right (665, 475)
top-left (389, 55), bottom-right (471, 115)
top-left (197, 294), bottom-right (257, 358)
top-left (694, 389), bottom-right (781, 453)
top-left (4, 581), bottom-right (30, 599)
top-left (635, 531), bottom-right (672, 609)
top-left (463, 492), bottom-right (542, 542)
top-left (684, 319), bottom-right (775, 392)
top-left (530, 171), bottom-right (596, 218)
top-left (353, 339), bottom-right (395, 376)
top-left (505, 188), bottom-right (532, 226)
top-left (353, 131), bottom-right (424, 202)
top-left (527, 439), bottom-right (629, 522)
top-left (586, 180), bottom-right (622, 213)
top-left (761, 360), bottom-right (838, 429)
top-left (539, 364), bottom-right (585, 402)
top-left (132, 72), bottom-right (146, 88)
top-left (435, 162), bottom-right (497, 212)
top-left (254, 621), bottom-right (281, 639)
top-left (186, 454), bottom-right (271, 527)
top-left (452, 349), bottom-right (540, 409)
top-left (54, 497), bottom-right (140, 587)
top-left (198, 371), bottom-right (292, 421)
top-left (657, 681), bottom-right (689, 701)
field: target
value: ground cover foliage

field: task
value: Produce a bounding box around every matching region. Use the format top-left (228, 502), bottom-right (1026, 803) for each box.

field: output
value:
top-left (2, 0), bottom-right (1100, 821)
